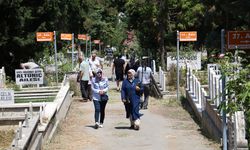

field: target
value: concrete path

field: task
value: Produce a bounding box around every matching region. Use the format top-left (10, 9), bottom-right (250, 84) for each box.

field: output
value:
top-left (44, 66), bottom-right (220, 150)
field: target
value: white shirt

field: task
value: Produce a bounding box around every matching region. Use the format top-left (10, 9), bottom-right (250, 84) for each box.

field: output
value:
top-left (22, 62), bottom-right (39, 69)
top-left (137, 66), bottom-right (152, 84)
top-left (89, 57), bottom-right (101, 73)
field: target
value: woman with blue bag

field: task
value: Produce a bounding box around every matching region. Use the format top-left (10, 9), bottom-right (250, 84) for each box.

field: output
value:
top-left (91, 68), bottom-right (109, 129)
top-left (121, 69), bottom-right (143, 130)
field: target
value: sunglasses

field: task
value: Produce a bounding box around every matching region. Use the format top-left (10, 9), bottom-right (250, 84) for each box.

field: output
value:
top-left (97, 72), bottom-right (102, 74)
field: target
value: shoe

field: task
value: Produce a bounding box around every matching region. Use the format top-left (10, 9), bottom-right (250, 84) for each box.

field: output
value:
top-left (99, 123), bottom-right (103, 128)
top-left (95, 122), bottom-right (99, 129)
top-left (134, 125), bottom-right (140, 130)
top-left (129, 125), bottom-right (134, 129)
top-left (116, 87), bottom-right (120, 91)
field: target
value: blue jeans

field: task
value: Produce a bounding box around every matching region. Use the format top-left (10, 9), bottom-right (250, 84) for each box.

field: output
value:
top-left (93, 100), bottom-right (107, 123)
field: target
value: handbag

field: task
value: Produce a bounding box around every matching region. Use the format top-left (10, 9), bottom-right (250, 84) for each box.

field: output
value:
top-left (101, 94), bottom-right (109, 101)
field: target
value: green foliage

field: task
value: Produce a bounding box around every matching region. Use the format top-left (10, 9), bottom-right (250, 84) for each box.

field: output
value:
top-left (217, 51), bottom-right (250, 146)
top-left (5, 76), bottom-right (20, 91)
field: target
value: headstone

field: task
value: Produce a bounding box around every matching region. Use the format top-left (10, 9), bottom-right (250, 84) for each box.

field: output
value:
top-left (15, 69), bottom-right (44, 85)
top-left (0, 89), bottom-right (14, 104)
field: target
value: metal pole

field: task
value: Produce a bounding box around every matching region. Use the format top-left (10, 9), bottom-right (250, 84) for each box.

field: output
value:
top-left (85, 34), bottom-right (88, 57)
top-left (89, 36), bottom-right (92, 56)
top-left (221, 29), bottom-right (227, 150)
top-left (72, 33), bottom-right (74, 71)
top-left (54, 31), bottom-right (58, 84)
top-left (177, 30), bottom-right (180, 101)
top-left (221, 29), bottom-right (225, 54)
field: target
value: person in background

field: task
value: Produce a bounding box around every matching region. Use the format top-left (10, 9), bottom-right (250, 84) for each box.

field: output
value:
top-left (79, 54), bottom-right (91, 101)
top-left (136, 59), bottom-right (152, 109)
top-left (125, 57), bottom-right (139, 75)
top-left (20, 59), bottom-right (39, 69)
top-left (105, 45), bottom-right (113, 67)
top-left (91, 68), bottom-right (109, 129)
top-left (121, 69), bottom-right (143, 130)
top-left (89, 50), bottom-right (103, 77)
top-left (112, 54), bottom-right (125, 91)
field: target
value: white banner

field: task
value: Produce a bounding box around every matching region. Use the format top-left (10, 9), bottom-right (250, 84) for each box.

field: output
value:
top-left (15, 69), bottom-right (44, 85)
top-left (0, 89), bottom-right (14, 104)
top-left (167, 52), bottom-right (201, 70)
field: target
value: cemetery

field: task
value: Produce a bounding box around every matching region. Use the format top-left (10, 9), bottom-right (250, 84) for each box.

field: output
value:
top-left (0, 64), bottom-right (73, 149)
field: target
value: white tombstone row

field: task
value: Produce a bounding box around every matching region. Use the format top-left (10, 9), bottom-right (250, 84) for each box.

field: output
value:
top-left (186, 64), bottom-right (248, 148)
top-left (207, 64), bottom-right (223, 108)
top-left (152, 60), bottom-right (156, 74)
top-left (158, 66), bottom-right (166, 92)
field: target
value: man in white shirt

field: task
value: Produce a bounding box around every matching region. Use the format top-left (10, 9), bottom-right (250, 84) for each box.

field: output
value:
top-left (136, 60), bottom-right (152, 109)
top-left (20, 59), bottom-right (40, 69)
top-left (89, 50), bottom-right (103, 77)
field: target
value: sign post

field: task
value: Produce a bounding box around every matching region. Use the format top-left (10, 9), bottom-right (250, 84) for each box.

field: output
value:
top-left (89, 36), bottom-right (92, 55)
top-left (221, 29), bottom-right (227, 150)
top-left (54, 31), bottom-right (58, 84)
top-left (72, 33), bottom-right (74, 70)
top-left (36, 31), bottom-right (57, 84)
top-left (177, 31), bottom-right (180, 101)
top-left (227, 31), bottom-right (250, 50)
top-left (177, 31), bottom-right (197, 101)
top-left (61, 33), bottom-right (74, 70)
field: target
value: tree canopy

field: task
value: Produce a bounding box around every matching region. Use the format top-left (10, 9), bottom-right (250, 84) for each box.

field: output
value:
top-left (0, 0), bottom-right (249, 76)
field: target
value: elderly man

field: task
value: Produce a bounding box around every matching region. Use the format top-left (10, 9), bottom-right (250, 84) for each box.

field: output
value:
top-left (89, 50), bottom-right (103, 77)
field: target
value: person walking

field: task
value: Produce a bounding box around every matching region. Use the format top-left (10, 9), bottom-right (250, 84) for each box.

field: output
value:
top-left (91, 68), bottom-right (109, 129)
top-left (112, 54), bottom-right (125, 91)
top-left (79, 55), bottom-right (91, 101)
top-left (121, 69), bottom-right (143, 130)
top-left (89, 50), bottom-right (103, 77)
top-left (136, 60), bottom-right (152, 109)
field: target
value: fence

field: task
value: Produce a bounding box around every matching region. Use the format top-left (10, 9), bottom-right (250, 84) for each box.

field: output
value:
top-left (8, 74), bottom-right (72, 150)
top-left (186, 64), bottom-right (248, 149)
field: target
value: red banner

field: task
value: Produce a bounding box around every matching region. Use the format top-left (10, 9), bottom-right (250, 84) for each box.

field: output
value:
top-left (227, 31), bottom-right (250, 50)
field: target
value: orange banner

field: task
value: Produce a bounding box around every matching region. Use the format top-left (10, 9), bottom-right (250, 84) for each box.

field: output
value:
top-left (60, 33), bottom-right (72, 40)
top-left (93, 40), bottom-right (100, 44)
top-left (36, 32), bottom-right (54, 42)
top-left (78, 34), bottom-right (87, 40)
top-left (180, 31), bottom-right (197, 42)
top-left (227, 31), bottom-right (250, 50)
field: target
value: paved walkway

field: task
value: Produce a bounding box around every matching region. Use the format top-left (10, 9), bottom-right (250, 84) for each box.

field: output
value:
top-left (44, 66), bottom-right (220, 150)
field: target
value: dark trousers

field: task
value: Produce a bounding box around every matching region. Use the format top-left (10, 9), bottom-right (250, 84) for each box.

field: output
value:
top-left (80, 80), bottom-right (89, 100)
top-left (87, 84), bottom-right (92, 100)
top-left (93, 100), bottom-right (107, 123)
top-left (141, 84), bottom-right (150, 109)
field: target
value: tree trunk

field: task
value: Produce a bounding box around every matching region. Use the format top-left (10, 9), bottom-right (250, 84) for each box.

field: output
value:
top-left (157, 0), bottom-right (167, 70)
